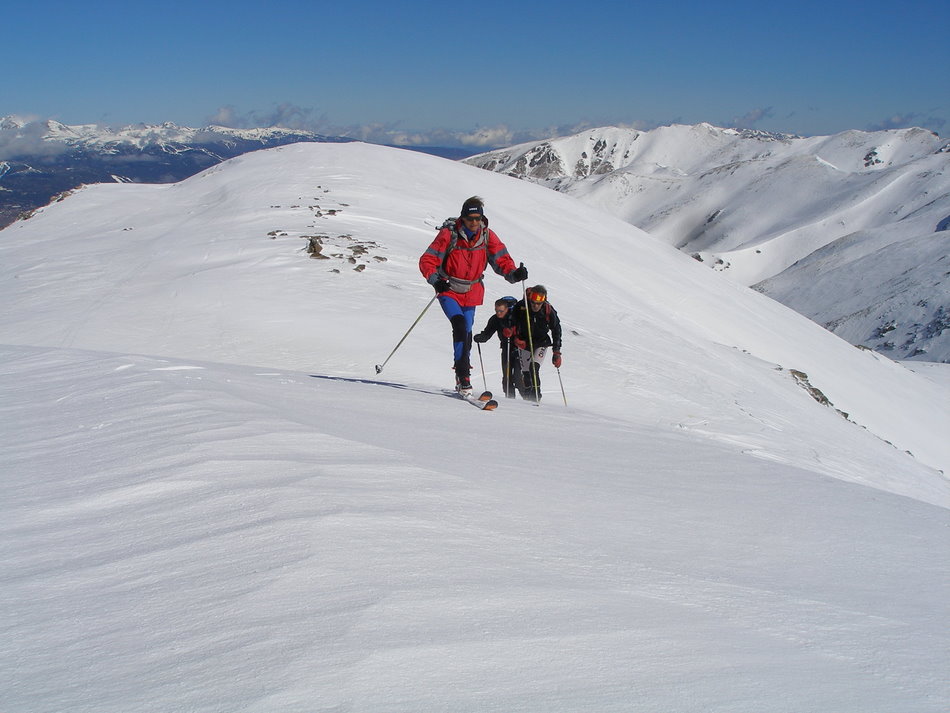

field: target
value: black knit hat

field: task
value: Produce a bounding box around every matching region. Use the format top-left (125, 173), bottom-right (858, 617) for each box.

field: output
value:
top-left (461, 195), bottom-right (484, 218)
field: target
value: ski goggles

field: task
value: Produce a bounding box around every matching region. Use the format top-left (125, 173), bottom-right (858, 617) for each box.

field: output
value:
top-left (528, 291), bottom-right (546, 303)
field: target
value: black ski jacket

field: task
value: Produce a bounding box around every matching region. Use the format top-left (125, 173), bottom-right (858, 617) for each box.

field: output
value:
top-left (512, 300), bottom-right (562, 350)
top-left (475, 313), bottom-right (515, 348)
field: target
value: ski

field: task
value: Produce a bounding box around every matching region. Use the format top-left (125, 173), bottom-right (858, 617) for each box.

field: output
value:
top-left (467, 389), bottom-right (499, 411)
top-left (444, 389), bottom-right (499, 411)
top-left (464, 392), bottom-right (499, 410)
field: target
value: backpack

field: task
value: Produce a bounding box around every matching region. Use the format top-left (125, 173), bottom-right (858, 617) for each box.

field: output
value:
top-left (439, 217), bottom-right (488, 254)
top-left (436, 217), bottom-right (489, 293)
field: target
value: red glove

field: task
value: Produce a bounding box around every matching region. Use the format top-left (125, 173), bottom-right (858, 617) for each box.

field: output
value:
top-left (513, 337), bottom-right (527, 350)
top-left (552, 351), bottom-right (562, 368)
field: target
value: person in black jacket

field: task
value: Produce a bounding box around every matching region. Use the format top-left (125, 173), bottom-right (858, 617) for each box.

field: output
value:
top-left (511, 285), bottom-right (562, 402)
top-left (473, 296), bottom-right (519, 398)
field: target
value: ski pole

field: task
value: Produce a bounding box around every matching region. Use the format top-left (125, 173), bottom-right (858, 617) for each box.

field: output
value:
top-left (476, 342), bottom-right (487, 391)
top-left (522, 280), bottom-right (540, 404)
top-left (375, 294), bottom-right (437, 374)
top-left (556, 366), bottom-right (567, 406)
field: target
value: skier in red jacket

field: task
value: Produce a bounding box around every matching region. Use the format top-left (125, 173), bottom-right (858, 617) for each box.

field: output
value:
top-left (419, 196), bottom-right (528, 394)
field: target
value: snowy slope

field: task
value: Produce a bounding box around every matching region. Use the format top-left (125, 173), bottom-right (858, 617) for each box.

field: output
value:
top-left (1, 142), bottom-right (948, 711)
top-left (468, 124), bottom-right (950, 361)
top-left (3, 343), bottom-right (948, 712)
top-left (756, 221), bottom-right (950, 360)
top-left (2, 141), bottom-right (947, 481)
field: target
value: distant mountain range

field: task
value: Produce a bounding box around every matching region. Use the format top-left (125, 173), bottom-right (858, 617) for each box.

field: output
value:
top-left (0, 118), bottom-right (354, 227)
top-left (0, 117), bottom-right (474, 228)
top-left (466, 124), bottom-right (950, 362)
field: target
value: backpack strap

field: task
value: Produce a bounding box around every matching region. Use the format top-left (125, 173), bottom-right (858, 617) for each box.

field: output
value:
top-left (436, 217), bottom-right (489, 290)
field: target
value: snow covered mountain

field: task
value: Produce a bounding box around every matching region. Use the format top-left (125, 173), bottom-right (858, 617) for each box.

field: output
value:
top-left (0, 116), bottom-right (355, 228)
top-left (1, 142), bottom-right (948, 711)
top-left (467, 124), bottom-right (950, 362)
top-left (0, 115), bottom-right (347, 151)
top-left (0, 117), bottom-right (478, 229)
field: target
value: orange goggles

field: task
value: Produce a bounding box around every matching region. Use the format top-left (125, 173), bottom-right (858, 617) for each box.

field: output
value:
top-left (527, 291), bottom-right (546, 303)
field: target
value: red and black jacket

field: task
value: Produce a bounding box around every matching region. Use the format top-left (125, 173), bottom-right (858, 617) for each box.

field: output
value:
top-left (419, 217), bottom-right (519, 307)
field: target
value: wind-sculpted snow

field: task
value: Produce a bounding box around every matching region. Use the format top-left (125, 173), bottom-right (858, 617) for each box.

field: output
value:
top-left (1, 142), bottom-right (948, 711)
top-left (1, 345), bottom-right (948, 712)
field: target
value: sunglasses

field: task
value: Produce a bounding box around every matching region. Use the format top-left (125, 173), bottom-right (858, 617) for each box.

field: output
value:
top-left (462, 214), bottom-right (482, 222)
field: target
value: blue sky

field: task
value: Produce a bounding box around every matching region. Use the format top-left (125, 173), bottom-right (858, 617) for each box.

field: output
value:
top-left (5, 0), bottom-right (948, 146)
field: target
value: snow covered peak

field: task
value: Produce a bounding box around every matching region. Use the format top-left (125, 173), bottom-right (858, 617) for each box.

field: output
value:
top-left (467, 123), bottom-right (950, 362)
top-left (468, 123), bottom-right (942, 185)
top-left (0, 115), bottom-right (30, 130)
top-left (0, 116), bottom-right (347, 152)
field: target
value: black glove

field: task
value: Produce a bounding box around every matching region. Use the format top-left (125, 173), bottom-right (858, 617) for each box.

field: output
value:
top-left (507, 263), bottom-right (528, 283)
top-left (433, 278), bottom-right (450, 293)
top-left (473, 333), bottom-right (488, 343)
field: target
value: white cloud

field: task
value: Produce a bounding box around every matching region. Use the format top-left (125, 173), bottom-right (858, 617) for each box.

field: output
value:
top-left (204, 105), bottom-right (599, 149)
top-left (865, 112), bottom-right (946, 135)
top-left (730, 107), bottom-right (775, 129)
top-left (0, 119), bottom-right (70, 160)
top-left (205, 103), bottom-right (322, 131)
